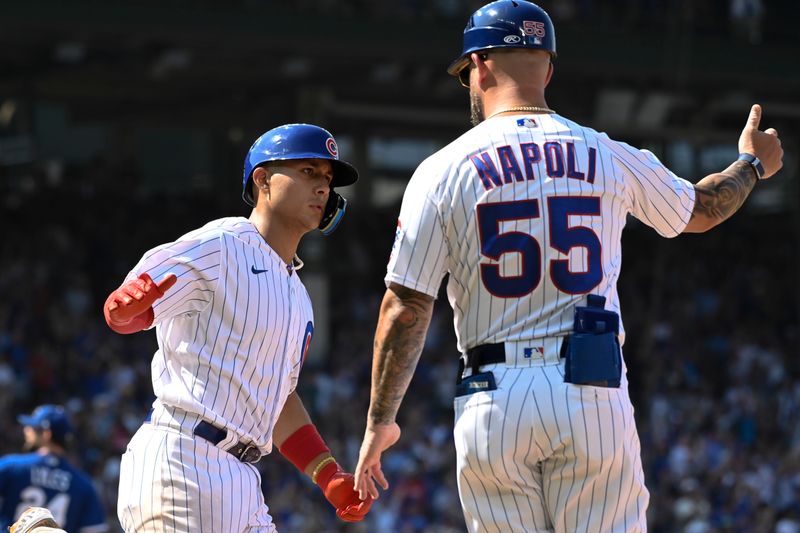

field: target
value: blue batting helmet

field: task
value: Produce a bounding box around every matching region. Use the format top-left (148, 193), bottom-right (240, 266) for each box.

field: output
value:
top-left (447, 0), bottom-right (557, 77)
top-left (242, 124), bottom-right (359, 235)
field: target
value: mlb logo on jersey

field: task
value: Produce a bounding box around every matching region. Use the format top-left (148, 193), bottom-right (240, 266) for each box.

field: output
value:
top-left (523, 346), bottom-right (545, 359)
top-left (517, 117), bottom-right (538, 128)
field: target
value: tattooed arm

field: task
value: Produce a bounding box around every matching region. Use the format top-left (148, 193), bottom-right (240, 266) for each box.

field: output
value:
top-left (368, 283), bottom-right (435, 425)
top-left (354, 283), bottom-right (435, 500)
top-left (682, 161), bottom-right (757, 233)
top-left (683, 104), bottom-right (783, 234)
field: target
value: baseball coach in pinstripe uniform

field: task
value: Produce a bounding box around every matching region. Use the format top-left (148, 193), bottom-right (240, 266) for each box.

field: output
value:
top-left (353, 1), bottom-right (784, 532)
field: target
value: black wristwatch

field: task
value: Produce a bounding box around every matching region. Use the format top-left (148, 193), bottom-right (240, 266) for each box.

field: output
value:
top-left (738, 153), bottom-right (765, 180)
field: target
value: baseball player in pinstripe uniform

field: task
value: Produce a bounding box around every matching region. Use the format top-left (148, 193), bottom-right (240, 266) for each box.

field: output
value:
top-left (354, 1), bottom-right (784, 532)
top-left (103, 124), bottom-right (372, 532)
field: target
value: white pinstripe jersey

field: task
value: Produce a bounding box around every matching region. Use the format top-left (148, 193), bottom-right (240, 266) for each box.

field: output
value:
top-left (127, 217), bottom-right (315, 454)
top-left (387, 113), bottom-right (695, 352)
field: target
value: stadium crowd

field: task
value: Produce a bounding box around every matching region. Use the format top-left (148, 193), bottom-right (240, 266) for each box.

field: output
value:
top-left (0, 151), bottom-right (796, 532)
top-left (277, 0), bottom-right (770, 44)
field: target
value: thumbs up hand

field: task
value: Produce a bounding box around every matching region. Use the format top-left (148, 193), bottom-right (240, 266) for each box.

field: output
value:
top-left (738, 104), bottom-right (784, 180)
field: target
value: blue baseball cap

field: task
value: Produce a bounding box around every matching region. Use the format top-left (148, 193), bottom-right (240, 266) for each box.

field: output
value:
top-left (17, 405), bottom-right (74, 439)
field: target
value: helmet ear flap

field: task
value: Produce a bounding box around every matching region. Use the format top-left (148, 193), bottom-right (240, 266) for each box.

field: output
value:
top-left (242, 176), bottom-right (256, 206)
top-left (318, 192), bottom-right (347, 235)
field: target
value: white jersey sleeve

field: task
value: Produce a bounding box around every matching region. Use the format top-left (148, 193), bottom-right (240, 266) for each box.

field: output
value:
top-left (386, 161), bottom-right (449, 297)
top-left (126, 230), bottom-right (222, 328)
top-left (607, 139), bottom-right (696, 237)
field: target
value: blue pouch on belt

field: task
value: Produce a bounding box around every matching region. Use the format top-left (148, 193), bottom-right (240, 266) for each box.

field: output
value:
top-left (563, 294), bottom-right (622, 388)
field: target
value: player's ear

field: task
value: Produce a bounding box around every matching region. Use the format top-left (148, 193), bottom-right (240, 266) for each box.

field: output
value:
top-left (252, 166), bottom-right (271, 202)
top-left (471, 52), bottom-right (485, 69)
top-left (472, 52), bottom-right (491, 87)
top-left (252, 166), bottom-right (270, 187)
top-left (545, 61), bottom-right (554, 86)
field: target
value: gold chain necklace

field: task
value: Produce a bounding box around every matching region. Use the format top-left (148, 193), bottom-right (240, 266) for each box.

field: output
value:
top-left (485, 106), bottom-right (555, 120)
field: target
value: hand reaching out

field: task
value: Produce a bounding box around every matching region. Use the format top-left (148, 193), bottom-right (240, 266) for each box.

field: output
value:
top-left (354, 422), bottom-right (402, 501)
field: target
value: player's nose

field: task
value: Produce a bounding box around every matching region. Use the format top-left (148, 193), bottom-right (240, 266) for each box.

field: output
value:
top-left (315, 177), bottom-right (331, 196)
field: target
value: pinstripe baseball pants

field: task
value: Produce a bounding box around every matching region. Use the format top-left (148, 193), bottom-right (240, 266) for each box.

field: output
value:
top-left (118, 414), bottom-right (276, 532)
top-left (454, 357), bottom-right (648, 533)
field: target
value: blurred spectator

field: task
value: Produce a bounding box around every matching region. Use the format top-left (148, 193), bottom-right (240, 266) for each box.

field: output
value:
top-left (730, 0), bottom-right (764, 44)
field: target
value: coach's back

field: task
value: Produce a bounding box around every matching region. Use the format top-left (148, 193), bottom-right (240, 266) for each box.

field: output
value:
top-left (388, 112), bottom-right (694, 353)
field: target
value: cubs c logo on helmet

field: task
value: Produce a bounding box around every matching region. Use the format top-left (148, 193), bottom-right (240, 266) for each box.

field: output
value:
top-left (325, 137), bottom-right (338, 158)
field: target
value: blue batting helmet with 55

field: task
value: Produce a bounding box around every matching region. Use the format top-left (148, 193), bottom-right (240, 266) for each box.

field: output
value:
top-left (447, 0), bottom-right (556, 77)
top-left (242, 124), bottom-right (359, 235)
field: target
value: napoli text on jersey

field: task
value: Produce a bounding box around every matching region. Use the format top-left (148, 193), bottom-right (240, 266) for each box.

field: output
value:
top-left (117, 217), bottom-right (314, 532)
top-left (0, 453), bottom-right (108, 533)
top-left (387, 113), bottom-right (695, 532)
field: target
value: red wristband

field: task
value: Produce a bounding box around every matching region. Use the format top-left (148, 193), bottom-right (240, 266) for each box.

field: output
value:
top-left (278, 424), bottom-right (330, 473)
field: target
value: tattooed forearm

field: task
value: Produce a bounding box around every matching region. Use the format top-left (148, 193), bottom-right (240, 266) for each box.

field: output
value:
top-left (687, 161), bottom-right (757, 232)
top-left (368, 284), bottom-right (435, 426)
